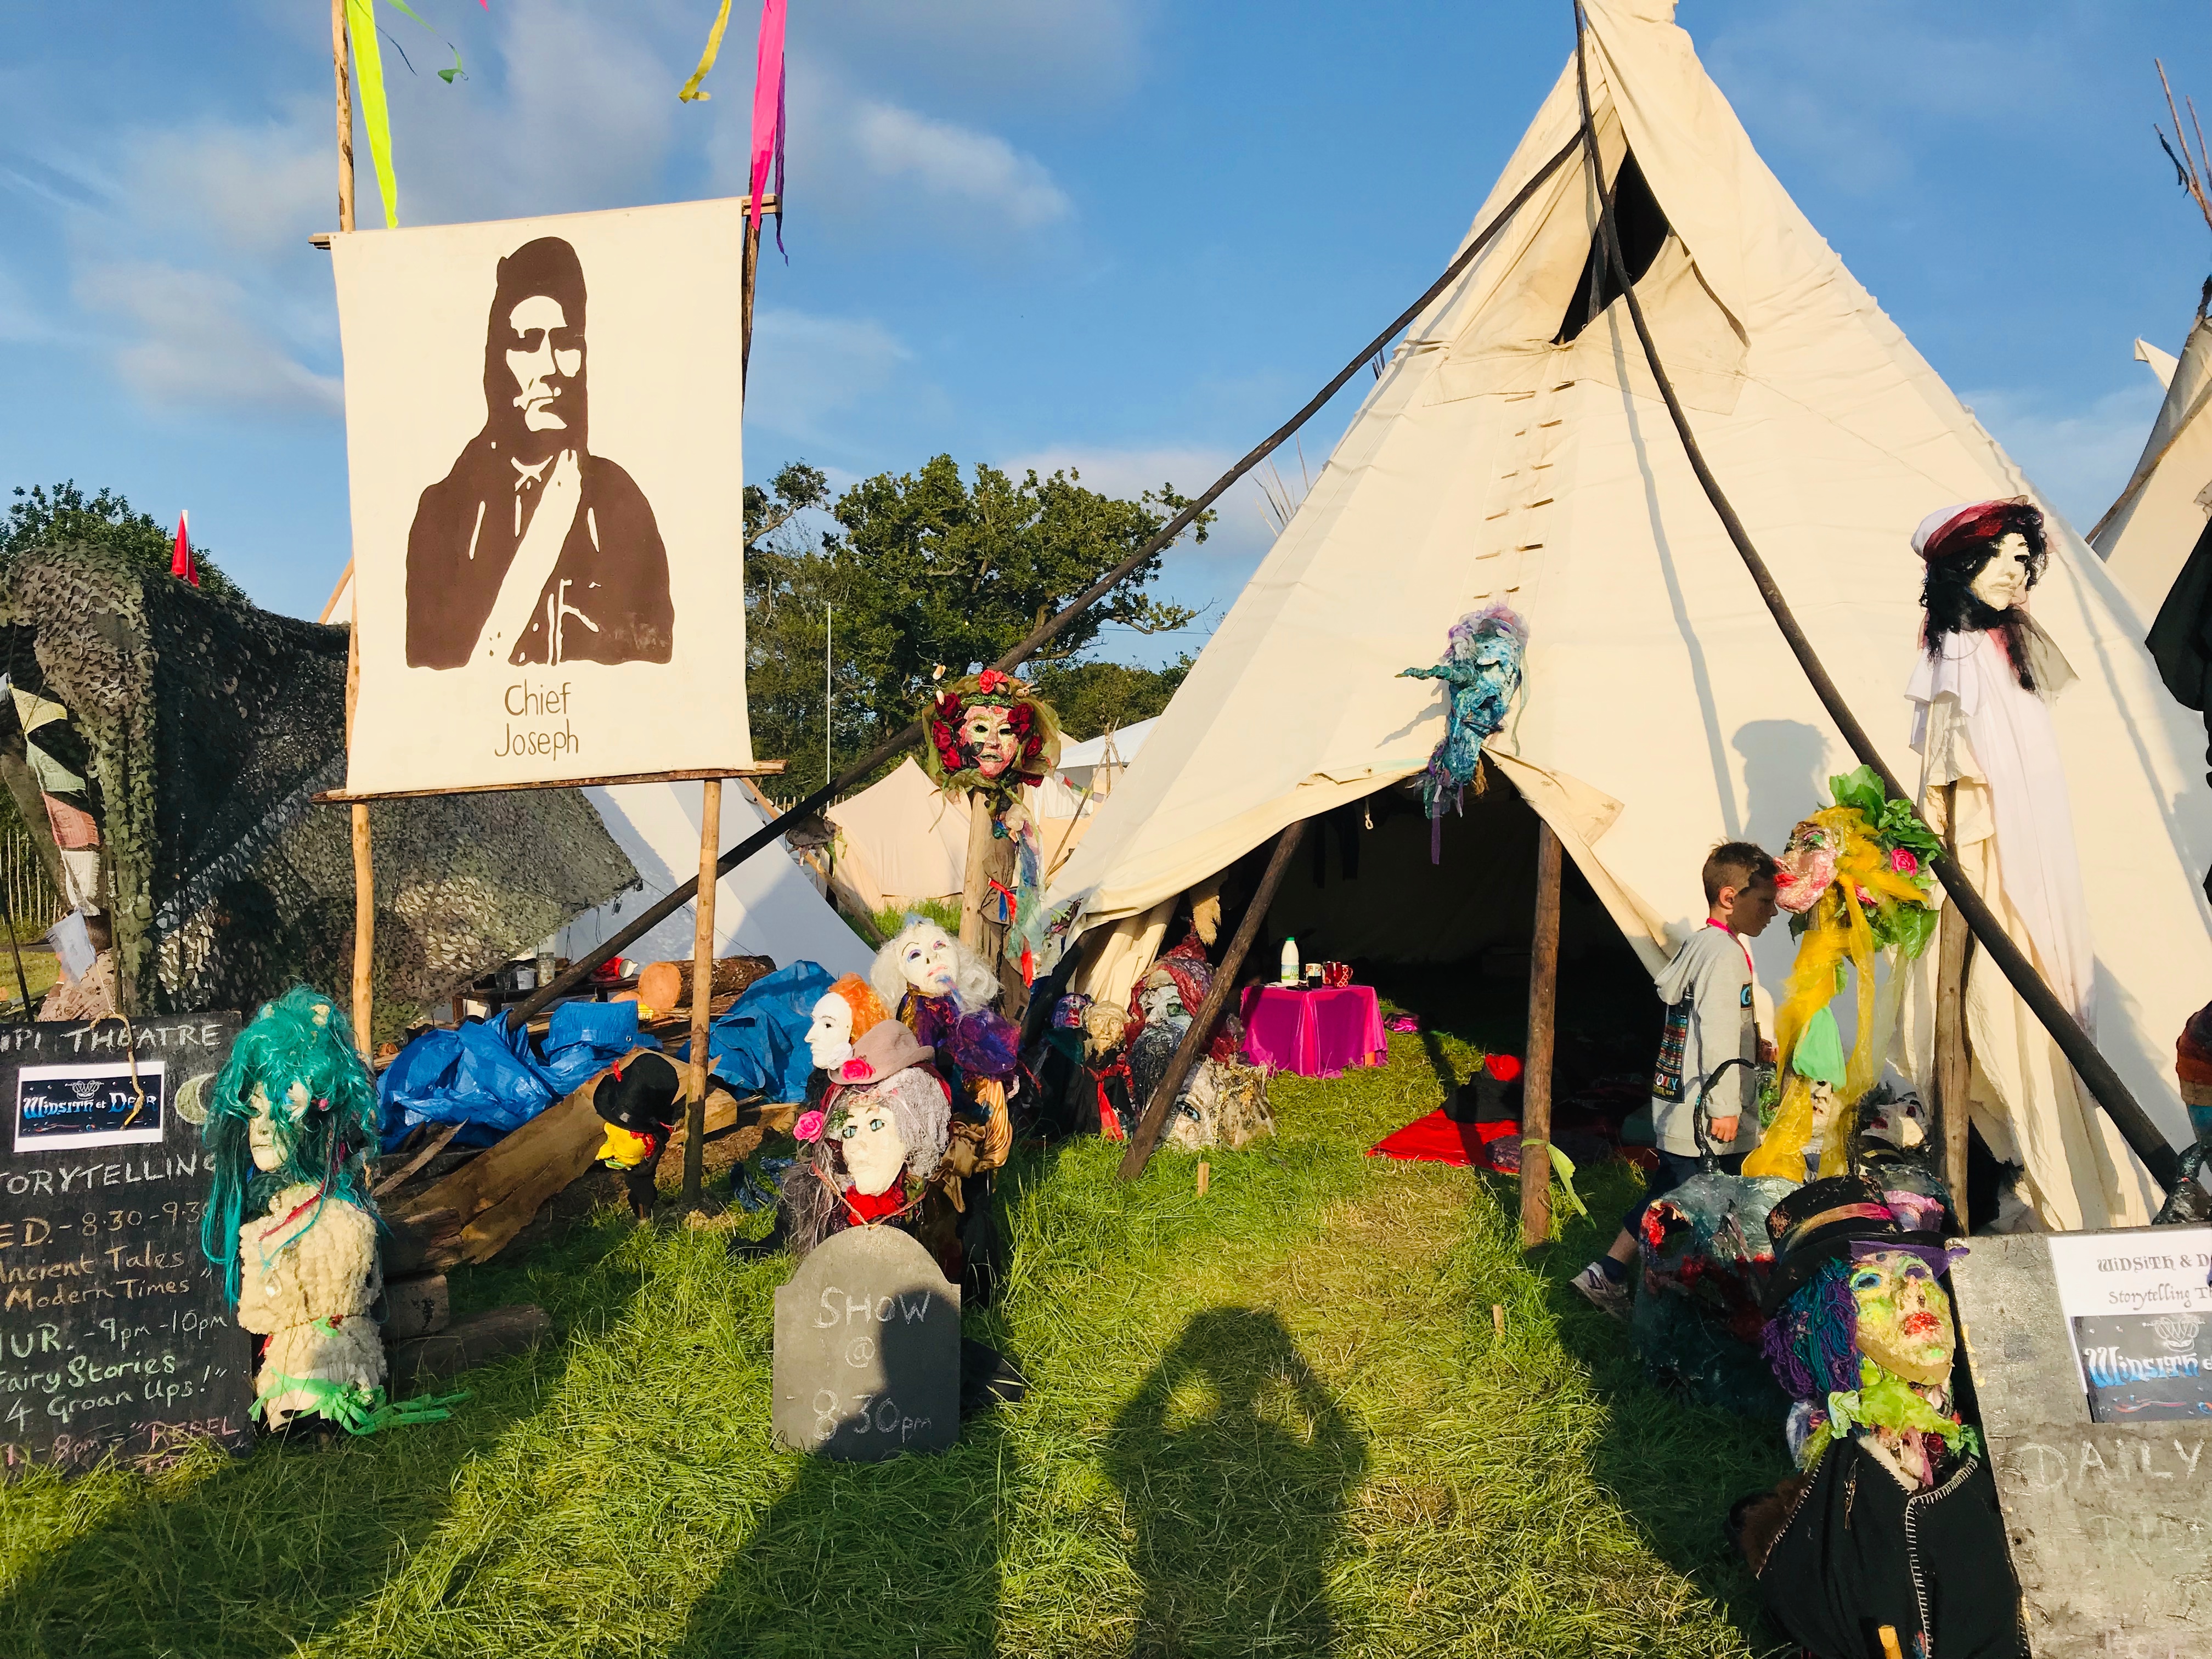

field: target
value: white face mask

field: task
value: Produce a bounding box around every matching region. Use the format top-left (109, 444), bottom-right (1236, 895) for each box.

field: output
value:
top-left (1970, 532), bottom-right (2033, 612)
top-left (899, 926), bottom-right (960, 998)
top-left (246, 1080), bottom-right (311, 1173)
top-left (1139, 981), bottom-right (1184, 1024)
top-left (837, 1097), bottom-right (907, 1197)
top-left (806, 994), bottom-right (855, 1071)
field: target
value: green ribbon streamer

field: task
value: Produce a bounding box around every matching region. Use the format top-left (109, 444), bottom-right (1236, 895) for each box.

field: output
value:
top-left (678, 0), bottom-right (737, 102)
top-left (253, 1370), bottom-right (469, 1435)
top-left (347, 0), bottom-right (399, 227)
top-left (1525, 1139), bottom-right (1589, 1219)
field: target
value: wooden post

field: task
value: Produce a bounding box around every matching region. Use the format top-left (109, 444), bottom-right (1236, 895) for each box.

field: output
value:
top-left (1519, 820), bottom-right (1562, 1250)
top-left (1934, 784), bottom-right (1973, 1215)
top-left (681, 778), bottom-right (723, 1212)
top-left (740, 210), bottom-right (763, 377)
top-left (332, 0), bottom-right (373, 1058)
top-left (959, 792), bottom-right (1022, 1020)
top-left (1119, 819), bottom-right (1308, 1183)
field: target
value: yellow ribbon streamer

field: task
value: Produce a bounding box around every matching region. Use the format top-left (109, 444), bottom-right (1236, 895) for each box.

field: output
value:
top-left (347, 0), bottom-right (399, 227)
top-left (678, 0), bottom-right (737, 103)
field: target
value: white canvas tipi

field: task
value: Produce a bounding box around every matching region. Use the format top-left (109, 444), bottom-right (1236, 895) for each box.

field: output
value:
top-left (2090, 313), bottom-right (2212, 614)
top-left (1049, 0), bottom-right (2212, 1224)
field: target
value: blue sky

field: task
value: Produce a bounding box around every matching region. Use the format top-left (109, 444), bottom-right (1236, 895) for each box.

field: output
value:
top-left (3, 1), bottom-right (2209, 664)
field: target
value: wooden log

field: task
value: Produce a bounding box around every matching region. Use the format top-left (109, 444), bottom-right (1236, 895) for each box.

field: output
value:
top-left (383, 1207), bottom-right (462, 1277)
top-left (387, 1304), bottom-right (550, 1387)
top-left (634, 955), bottom-right (774, 1014)
top-left (1119, 820), bottom-right (1308, 1182)
top-left (380, 1274), bottom-right (450, 1342)
top-left (684, 780), bottom-right (723, 1212)
top-left (1934, 784), bottom-right (1973, 1217)
top-left (1519, 820), bottom-right (1562, 1250)
top-left (371, 1120), bottom-right (461, 1200)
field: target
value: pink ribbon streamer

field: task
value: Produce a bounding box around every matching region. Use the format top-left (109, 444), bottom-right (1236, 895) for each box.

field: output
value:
top-left (750, 0), bottom-right (787, 253)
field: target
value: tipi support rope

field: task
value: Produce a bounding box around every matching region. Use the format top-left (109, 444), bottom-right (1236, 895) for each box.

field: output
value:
top-left (508, 128), bottom-right (1588, 1030)
top-left (1568, 0), bottom-right (2183, 1197)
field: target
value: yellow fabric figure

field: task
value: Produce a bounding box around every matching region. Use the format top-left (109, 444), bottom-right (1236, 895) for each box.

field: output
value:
top-left (596, 1122), bottom-right (658, 1170)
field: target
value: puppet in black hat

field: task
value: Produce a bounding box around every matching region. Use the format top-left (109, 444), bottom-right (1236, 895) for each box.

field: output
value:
top-left (594, 1051), bottom-right (684, 1219)
top-left (1730, 1175), bottom-right (2024, 1659)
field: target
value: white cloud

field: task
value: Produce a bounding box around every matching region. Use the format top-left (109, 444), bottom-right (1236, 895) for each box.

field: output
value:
top-left (746, 306), bottom-right (912, 441)
top-left (127, 115), bottom-right (329, 258)
top-left (75, 263), bottom-right (341, 415)
top-left (849, 99), bottom-right (1069, 228)
top-left (809, 0), bottom-right (1150, 109)
top-left (1964, 379), bottom-right (2164, 532)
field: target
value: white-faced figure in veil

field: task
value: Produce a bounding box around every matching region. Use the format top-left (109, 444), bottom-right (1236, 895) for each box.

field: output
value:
top-left (1905, 498), bottom-right (2145, 1228)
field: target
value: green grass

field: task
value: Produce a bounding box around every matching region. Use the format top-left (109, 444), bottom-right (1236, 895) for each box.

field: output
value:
top-left (873, 896), bottom-right (965, 940)
top-left (0, 990), bottom-right (1789, 1658)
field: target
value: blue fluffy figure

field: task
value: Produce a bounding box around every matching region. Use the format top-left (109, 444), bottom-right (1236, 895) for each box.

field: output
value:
top-left (1397, 603), bottom-right (1528, 862)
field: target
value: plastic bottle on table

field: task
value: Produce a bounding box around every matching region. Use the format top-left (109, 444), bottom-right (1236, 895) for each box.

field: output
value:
top-left (1280, 936), bottom-right (1300, 986)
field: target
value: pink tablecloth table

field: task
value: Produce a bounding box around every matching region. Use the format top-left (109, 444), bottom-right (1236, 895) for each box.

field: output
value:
top-left (1238, 984), bottom-right (1387, 1079)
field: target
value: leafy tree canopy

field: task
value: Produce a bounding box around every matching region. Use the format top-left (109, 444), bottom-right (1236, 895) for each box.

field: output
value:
top-left (3, 482), bottom-right (243, 602)
top-left (746, 455), bottom-right (1207, 788)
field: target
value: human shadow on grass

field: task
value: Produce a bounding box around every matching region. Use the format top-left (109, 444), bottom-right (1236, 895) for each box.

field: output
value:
top-left (1522, 1165), bottom-right (1792, 1650)
top-left (1105, 1307), bottom-right (1368, 1658)
top-left (668, 1392), bottom-right (1011, 1658)
top-left (0, 1222), bottom-right (642, 1659)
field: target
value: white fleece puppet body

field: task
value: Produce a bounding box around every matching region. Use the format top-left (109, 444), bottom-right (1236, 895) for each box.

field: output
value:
top-left (234, 1181), bottom-right (384, 1428)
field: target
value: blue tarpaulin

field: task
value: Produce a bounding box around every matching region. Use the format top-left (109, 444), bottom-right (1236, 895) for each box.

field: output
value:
top-left (379, 998), bottom-right (662, 1149)
top-left (686, 960), bottom-right (834, 1105)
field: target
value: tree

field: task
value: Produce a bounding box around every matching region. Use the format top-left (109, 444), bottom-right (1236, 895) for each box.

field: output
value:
top-left (744, 456), bottom-right (1208, 788)
top-left (2, 483), bottom-right (244, 601)
top-left (1028, 657), bottom-right (1192, 740)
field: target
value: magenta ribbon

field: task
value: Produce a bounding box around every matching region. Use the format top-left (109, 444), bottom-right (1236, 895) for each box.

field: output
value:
top-left (751, 0), bottom-right (787, 253)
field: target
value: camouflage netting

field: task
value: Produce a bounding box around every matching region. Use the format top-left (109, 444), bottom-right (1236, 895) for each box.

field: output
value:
top-left (0, 544), bottom-right (638, 1032)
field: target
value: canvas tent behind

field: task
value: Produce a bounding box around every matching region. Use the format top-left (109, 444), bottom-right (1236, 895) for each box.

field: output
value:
top-left (825, 758), bottom-right (971, 913)
top-left (2090, 314), bottom-right (2212, 614)
top-left (1050, 0), bottom-right (2212, 1207)
top-left (554, 781), bottom-right (872, 979)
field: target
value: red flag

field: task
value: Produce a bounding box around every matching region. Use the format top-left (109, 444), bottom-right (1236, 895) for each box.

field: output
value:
top-left (751, 0), bottom-right (786, 253)
top-left (171, 511), bottom-right (198, 587)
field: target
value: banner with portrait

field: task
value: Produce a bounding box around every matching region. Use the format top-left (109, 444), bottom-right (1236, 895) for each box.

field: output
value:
top-left (332, 199), bottom-right (751, 795)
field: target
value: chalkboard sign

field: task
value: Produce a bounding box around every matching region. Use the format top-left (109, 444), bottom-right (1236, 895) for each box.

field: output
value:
top-left (771, 1225), bottom-right (960, 1461)
top-left (0, 1015), bottom-right (253, 1476)
top-left (1949, 1229), bottom-right (2212, 1654)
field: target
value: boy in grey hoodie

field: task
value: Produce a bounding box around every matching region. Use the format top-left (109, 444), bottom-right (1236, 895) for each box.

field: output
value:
top-left (1571, 841), bottom-right (1778, 1321)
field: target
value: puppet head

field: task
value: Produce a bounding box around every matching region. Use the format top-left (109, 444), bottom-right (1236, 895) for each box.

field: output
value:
top-left (1759, 1175), bottom-right (1968, 1477)
top-left (922, 670), bottom-right (1062, 800)
top-left (806, 974), bottom-right (890, 1071)
top-left (870, 915), bottom-right (1000, 1015)
top-left (199, 987), bottom-right (381, 1305)
top-left (1914, 498), bottom-right (2047, 691)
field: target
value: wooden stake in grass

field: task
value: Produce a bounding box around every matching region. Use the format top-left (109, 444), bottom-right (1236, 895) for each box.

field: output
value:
top-left (1518, 820), bottom-right (1561, 1249)
top-left (681, 779), bottom-right (722, 1214)
top-left (1197, 1160), bottom-right (1210, 1197)
top-left (1491, 1304), bottom-right (1505, 1339)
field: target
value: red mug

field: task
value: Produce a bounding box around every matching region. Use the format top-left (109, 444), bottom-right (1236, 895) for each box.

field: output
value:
top-left (1324, 961), bottom-right (1353, 988)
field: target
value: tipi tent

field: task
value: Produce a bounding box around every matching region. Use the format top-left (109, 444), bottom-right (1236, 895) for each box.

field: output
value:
top-left (1051, 0), bottom-right (2212, 1224)
top-left (317, 567), bottom-right (868, 978)
top-left (2089, 313), bottom-right (2212, 613)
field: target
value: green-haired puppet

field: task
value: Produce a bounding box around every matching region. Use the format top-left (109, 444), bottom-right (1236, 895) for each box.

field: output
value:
top-left (200, 987), bottom-right (456, 1435)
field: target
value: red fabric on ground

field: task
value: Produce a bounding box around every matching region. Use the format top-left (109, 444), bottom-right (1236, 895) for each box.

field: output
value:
top-left (1366, 1110), bottom-right (1518, 1170)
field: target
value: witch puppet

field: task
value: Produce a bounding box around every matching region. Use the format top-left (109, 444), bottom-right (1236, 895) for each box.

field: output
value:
top-left (921, 669), bottom-right (1063, 992)
top-left (199, 988), bottom-right (461, 1436)
top-left (1897, 499), bottom-right (2147, 1229)
top-left (1733, 1175), bottom-right (2024, 1659)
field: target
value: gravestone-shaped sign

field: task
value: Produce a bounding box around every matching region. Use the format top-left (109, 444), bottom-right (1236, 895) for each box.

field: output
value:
top-left (1949, 1228), bottom-right (2212, 1656)
top-left (771, 1224), bottom-right (960, 1460)
top-left (0, 1015), bottom-right (254, 1476)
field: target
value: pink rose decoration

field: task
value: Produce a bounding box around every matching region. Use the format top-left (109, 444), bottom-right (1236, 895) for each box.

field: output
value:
top-left (838, 1057), bottom-right (874, 1083)
top-left (1889, 847), bottom-right (1919, 876)
top-left (794, 1109), bottom-right (826, 1143)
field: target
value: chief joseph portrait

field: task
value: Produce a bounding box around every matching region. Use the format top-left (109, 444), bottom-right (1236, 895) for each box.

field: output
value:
top-left (404, 235), bottom-right (674, 669)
